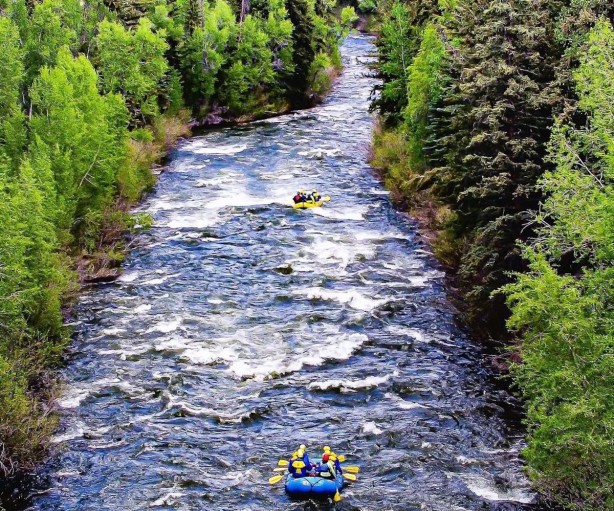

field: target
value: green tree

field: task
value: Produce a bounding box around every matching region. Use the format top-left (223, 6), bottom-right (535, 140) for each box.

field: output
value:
top-left (0, 17), bottom-right (26, 163)
top-left (94, 18), bottom-right (169, 121)
top-left (504, 18), bottom-right (613, 510)
top-left (425, 0), bottom-right (562, 332)
top-left (29, 47), bottom-right (129, 242)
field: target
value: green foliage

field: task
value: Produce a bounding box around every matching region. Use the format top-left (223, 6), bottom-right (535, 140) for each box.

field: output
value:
top-left (372, 0), bottom-right (440, 121)
top-left (358, 0), bottom-right (377, 14)
top-left (30, 47), bottom-right (130, 240)
top-left (504, 20), bottom-right (614, 508)
top-left (0, 17), bottom-right (26, 162)
top-left (372, 4), bottom-right (613, 506)
top-left (95, 18), bottom-right (169, 121)
top-left (403, 22), bottom-right (444, 170)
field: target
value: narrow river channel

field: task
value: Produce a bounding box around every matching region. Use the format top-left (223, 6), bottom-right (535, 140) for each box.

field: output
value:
top-left (22, 35), bottom-right (541, 511)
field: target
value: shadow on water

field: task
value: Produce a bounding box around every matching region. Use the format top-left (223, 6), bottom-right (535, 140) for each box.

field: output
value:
top-left (3, 35), bottom-right (559, 511)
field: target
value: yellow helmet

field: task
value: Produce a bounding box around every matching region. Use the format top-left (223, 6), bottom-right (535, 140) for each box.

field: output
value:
top-left (299, 444), bottom-right (306, 450)
top-left (323, 446), bottom-right (331, 452)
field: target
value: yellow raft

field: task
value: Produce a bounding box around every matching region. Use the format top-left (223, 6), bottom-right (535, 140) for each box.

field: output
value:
top-left (292, 196), bottom-right (331, 209)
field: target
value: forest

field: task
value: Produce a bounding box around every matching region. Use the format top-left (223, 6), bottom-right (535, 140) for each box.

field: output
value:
top-left (0, 0), bottom-right (354, 477)
top-left (371, 0), bottom-right (613, 509)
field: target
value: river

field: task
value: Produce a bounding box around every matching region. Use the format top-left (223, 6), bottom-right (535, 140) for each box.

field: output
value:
top-left (20, 35), bottom-right (541, 511)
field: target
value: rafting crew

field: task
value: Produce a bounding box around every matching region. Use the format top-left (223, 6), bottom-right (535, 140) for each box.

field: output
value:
top-left (287, 444), bottom-right (344, 480)
top-left (292, 189), bottom-right (322, 204)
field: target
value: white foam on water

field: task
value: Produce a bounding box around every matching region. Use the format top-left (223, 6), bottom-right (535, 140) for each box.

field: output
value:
top-left (308, 371), bottom-right (396, 392)
top-left (118, 271), bottom-right (139, 283)
top-left (134, 304), bottom-right (152, 314)
top-left (181, 345), bottom-right (239, 365)
top-left (149, 491), bottom-right (186, 507)
top-left (169, 398), bottom-right (260, 424)
top-left (154, 336), bottom-right (192, 352)
top-left (187, 142), bottom-right (247, 155)
top-left (294, 237), bottom-right (377, 270)
top-left (56, 377), bottom-right (137, 409)
top-left (180, 327), bottom-right (367, 381)
top-left (163, 210), bottom-right (219, 229)
top-left (353, 229), bottom-right (406, 242)
top-left (101, 327), bottom-right (125, 336)
top-left (203, 191), bottom-right (288, 209)
top-left (384, 392), bottom-right (428, 410)
top-left (310, 206), bottom-right (367, 221)
top-left (141, 273), bottom-right (180, 286)
top-left (297, 147), bottom-right (342, 159)
top-left (384, 325), bottom-right (428, 343)
top-left (56, 389), bottom-right (90, 409)
top-left (147, 319), bottom-right (182, 334)
top-left (194, 173), bottom-right (243, 188)
top-left (52, 426), bottom-right (85, 443)
top-left (361, 421), bottom-right (384, 435)
top-left (300, 287), bottom-right (388, 311)
top-left (458, 474), bottom-right (534, 504)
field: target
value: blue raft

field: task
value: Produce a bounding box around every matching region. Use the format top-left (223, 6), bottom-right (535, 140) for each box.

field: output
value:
top-left (285, 473), bottom-right (344, 497)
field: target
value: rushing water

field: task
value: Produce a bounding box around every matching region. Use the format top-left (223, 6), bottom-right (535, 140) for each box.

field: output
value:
top-left (20, 35), bottom-right (542, 511)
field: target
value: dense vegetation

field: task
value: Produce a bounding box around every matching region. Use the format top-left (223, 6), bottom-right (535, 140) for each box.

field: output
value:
top-left (370, 0), bottom-right (613, 508)
top-left (0, 0), bottom-right (353, 475)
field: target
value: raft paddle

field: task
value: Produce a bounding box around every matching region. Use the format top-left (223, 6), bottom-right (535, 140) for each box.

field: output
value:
top-left (334, 491), bottom-right (342, 502)
top-left (269, 475), bottom-right (284, 484)
top-left (277, 459), bottom-right (289, 467)
top-left (342, 466), bottom-right (360, 473)
top-left (273, 467), bottom-right (287, 472)
top-left (342, 473), bottom-right (357, 482)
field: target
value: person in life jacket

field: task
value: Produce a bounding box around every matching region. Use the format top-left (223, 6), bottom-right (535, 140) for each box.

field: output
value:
top-left (293, 190), bottom-right (308, 204)
top-left (310, 189), bottom-right (321, 203)
top-left (323, 446), bottom-right (342, 473)
top-left (288, 445), bottom-right (311, 478)
top-left (317, 453), bottom-right (337, 480)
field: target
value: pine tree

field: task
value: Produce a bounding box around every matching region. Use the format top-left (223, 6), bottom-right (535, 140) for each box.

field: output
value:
top-left (426, 0), bottom-right (563, 331)
top-left (285, 0), bottom-right (316, 106)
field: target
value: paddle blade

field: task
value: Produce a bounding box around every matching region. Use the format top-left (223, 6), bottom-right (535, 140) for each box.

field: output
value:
top-left (334, 491), bottom-right (342, 502)
top-left (337, 455), bottom-right (346, 462)
top-left (277, 460), bottom-right (289, 467)
top-left (273, 467), bottom-right (287, 472)
top-left (343, 466), bottom-right (360, 473)
top-left (342, 473), bottom-right (357, 482)
top-left (269, 475), bottom-right (284, 484)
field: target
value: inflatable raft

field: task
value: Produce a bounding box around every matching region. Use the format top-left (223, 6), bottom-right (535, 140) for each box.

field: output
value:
top-left (292, 200), bottom-right (325, 209)
top-left (285, 473), bottom-right (344, 497)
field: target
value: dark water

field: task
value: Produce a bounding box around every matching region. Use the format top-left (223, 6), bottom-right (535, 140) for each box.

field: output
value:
top-left (22, 35), bottom-right (540, 510)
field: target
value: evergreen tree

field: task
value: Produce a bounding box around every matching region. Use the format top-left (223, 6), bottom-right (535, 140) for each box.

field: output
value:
top-left (0, 17), bottom-right (26, 164)
top-left (285, 0), bottom-right (316, 105)
top-left (426, 0), bottom-right (562, 331)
